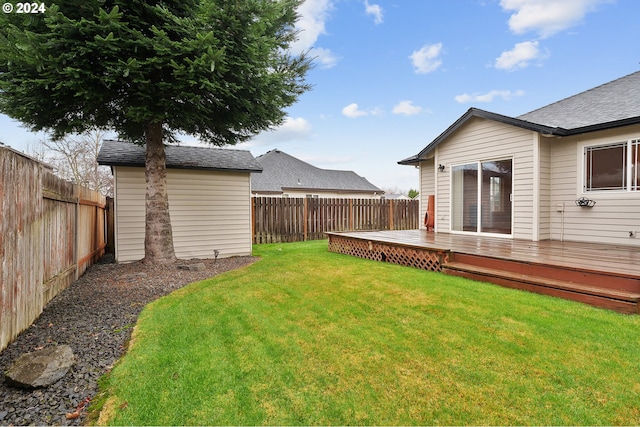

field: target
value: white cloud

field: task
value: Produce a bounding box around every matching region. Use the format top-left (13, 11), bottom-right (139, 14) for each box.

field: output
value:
top-left (244, 117), bottom-right (313, 147)
top-left (409, 43), bottom-right (443, 74)
top-left (342, 103), bottom-right (369, 118)
top-left (455, 90), bottom-right (525, 103)
top-left (278, 116), bottom-right (313, 134)
top-left (364, 0), bottom-right (383, 25)
top-left (291, 0), bottom-right (332, 51)
top-left (392, 100), bottom-right (422, 116)
top-left (495, 40), bottom-right (547, 70)
top-left (309, 47), bottom-right (339, 69)
top-left (500, 0), bottom-right (609, 38)
top-left (290, 0), bottom-right (339, 68)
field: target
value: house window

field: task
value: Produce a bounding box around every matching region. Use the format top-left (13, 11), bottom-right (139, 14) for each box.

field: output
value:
top-left (584, 139), bottom-right (639, 192)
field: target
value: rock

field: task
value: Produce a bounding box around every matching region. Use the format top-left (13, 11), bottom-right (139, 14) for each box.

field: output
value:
top-left (177, 263), bottom-right (206, 271)
top-left (5, 345), bottom-right (75, 389)
top-left (118, 272), bottom-right (148, 281)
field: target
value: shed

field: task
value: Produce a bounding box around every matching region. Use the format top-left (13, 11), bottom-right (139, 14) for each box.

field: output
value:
top-left (98, 140), bottom-right (262, 262)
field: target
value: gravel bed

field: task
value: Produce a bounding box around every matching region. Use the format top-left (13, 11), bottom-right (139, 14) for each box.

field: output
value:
top-left (0, 254), bottom-right (257, 426)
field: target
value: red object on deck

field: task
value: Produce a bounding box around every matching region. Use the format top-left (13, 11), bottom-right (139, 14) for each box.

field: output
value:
top-left (424, 195), bottom-right (435, 231)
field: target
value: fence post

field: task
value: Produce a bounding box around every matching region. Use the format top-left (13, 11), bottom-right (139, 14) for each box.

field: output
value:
top-left (74, 186), bottom-right (80, 280)
top-left (303, 197), bottom-right (308, 241)
top-left (251, 197), bottom-right (256, 244)
top-left (389, 199), bottom-right (394, 231)
top-left (349, 199), bottom-right (353, 230)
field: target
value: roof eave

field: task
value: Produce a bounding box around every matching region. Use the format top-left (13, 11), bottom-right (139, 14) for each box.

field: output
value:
top-left (397, 155), bottom-right (421, 166)
top-left (398, 107), bottom-right (565, 165)
top-left (563, 116), bottom-right (640, 136)
top-left (281, 186), bottom-right (383, 194)
top-left (251, 190), bottom-right (283, 195)
top-left (99, 160), bottom-right (262, 173)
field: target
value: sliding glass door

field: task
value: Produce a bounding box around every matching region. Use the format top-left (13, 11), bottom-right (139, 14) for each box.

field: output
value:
top-left (451, 163), bottom-right (478, 232)
top-left (451, 159), bottom-right (512, 235)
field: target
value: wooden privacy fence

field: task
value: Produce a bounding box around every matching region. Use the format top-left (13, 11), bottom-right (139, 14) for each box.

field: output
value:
top-left (253, 197), bottom-right (419, 243)
top-left (1, 147), bottom-right (107, 351)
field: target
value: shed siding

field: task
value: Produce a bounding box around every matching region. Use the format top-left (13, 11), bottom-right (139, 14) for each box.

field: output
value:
top-left (114, 166), bottom-right (252, 262)
top-left (549, 125), bottom-right (640, 247)
top-left (430, 117), bottom-right (535, 239)
top-left (113, 168), bottom-right (145, 262)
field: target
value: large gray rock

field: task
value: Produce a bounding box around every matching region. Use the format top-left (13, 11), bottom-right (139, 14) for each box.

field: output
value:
top-left (5, 345), bottom-right (75, 389)
top-left (177, 262), bottom-right (206, 271)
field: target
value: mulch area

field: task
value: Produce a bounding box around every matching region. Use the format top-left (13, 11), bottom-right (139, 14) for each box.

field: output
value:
top-left (0, 254), bottom-right (257, 426)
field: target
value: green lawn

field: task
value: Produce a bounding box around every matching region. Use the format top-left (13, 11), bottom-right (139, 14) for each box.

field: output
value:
top-left (94, 240), bottom-right (640, 426)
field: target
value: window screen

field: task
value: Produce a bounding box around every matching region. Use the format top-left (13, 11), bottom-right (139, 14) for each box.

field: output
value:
top-left (585, 143), bottom-right (626, 191)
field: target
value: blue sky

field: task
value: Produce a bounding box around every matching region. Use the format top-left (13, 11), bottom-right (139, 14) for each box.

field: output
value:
top-left (2, 0), bottom-right (639, 193)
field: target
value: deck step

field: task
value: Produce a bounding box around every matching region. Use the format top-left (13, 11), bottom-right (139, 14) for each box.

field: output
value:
top-left (443, 262), bottom-right (640, 314)
top-left (450, 253), bottom-right (640, 293)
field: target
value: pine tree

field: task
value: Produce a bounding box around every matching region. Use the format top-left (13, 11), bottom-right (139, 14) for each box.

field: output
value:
top-left (0, 0), bottom-right (311, 263)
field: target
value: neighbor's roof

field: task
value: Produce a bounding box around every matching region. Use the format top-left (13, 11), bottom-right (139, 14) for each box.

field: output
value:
top-left (98, 140), bottom-right (262, 173)
top-left (399, 71), bottom-right (640, 165)
top-left (251, 149), bottom-right (383, 194)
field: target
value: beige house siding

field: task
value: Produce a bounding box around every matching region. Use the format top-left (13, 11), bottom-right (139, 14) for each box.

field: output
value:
top-left (430, 117), bottom-right (535, 239)
top-left (114, 166), bottom-right (253, 262)
top-left (549, 124), bottom-right (640, 247)
top-left (537, 135), bottom-right (552, 240)
top-left (419, 158), bottom-right (435, 228)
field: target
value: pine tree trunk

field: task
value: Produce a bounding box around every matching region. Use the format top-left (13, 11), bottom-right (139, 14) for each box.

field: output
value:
top-left (142, 122), bottom-right (177, 264)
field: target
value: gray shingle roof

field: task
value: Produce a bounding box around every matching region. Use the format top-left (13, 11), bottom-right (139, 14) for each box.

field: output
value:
top-left (399, 71), bottom-right (640, 165)
top-left (251, 149), bottom-right (383, 194)
top-left (517, 71), bottom-right (640, 129)
top-left (97, 140), bottom-right (262, 173)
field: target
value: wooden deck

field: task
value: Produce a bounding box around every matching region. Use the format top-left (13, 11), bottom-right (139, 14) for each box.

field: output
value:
top-left (327, 230), bottom-right (640, 314)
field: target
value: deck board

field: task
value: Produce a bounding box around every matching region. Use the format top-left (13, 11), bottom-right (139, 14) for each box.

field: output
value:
top-left (328, 230), bottom-right (640, 278)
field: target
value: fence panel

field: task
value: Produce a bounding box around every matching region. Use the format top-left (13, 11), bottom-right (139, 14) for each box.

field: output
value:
top-left (77, 185), bottom-right (107, 277)
top-left (391, 199), bottom-right (420, 230)
top-left (252, 197), bottom-right (419, 243)
top-left (1, 149), bottom-right (45, 353)
top-left (41, 172), bottom-right (77, 304)
top-left (0, 147), bottom-right (106, 351)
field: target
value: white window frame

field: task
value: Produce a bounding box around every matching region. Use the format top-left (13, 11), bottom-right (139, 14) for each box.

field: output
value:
top-left (449, 156), bottom-right (514, 238)
top-left (583, 139), bottom-right (639, 193)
